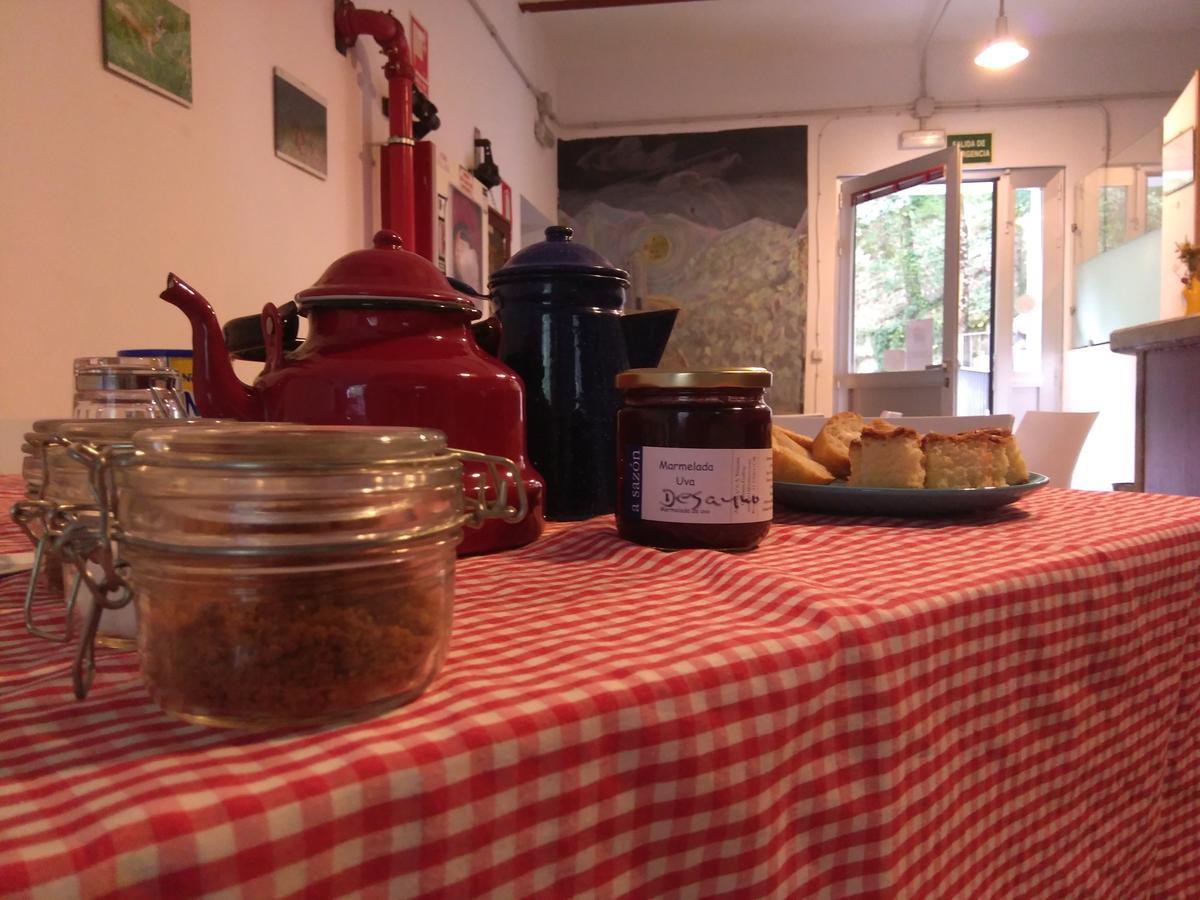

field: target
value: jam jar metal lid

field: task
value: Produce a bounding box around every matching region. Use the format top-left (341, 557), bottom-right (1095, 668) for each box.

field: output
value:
top-left (616, 367), bottom-right (773, 390)
top-left (488, 226), bottom-right (631, 288)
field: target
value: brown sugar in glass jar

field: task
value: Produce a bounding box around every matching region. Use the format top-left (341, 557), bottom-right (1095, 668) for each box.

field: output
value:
top-left (63, 423), bottom-right (528, 729)
top-left (616, 368), bottom-right (773, 551)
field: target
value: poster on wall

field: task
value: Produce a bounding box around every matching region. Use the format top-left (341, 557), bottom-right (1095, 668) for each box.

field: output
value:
top-left (558, 125), bottom-right (809, 409)
top-left (489, 208), bottom-right (512, 279)
top-left (101, 0), bottom-right (193, 106)
top-left (450, 187), bottom-right (484, 292)
top-left (272, 68), bottom-right (328, 179)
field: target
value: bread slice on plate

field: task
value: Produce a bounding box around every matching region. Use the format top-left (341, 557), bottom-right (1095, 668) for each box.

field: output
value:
top-left (811, 411), bottom-right (864, 478)
top-left (775, 425), bottom-right (814, 452)
top-left (849, 423), bottom-right (925, 488)
top-left (772, 426), bottom-right (835, 485)
top-left (922, 430), bottom-right (1009, 488)
top-left (967, 427), bottom-right (1030, 484)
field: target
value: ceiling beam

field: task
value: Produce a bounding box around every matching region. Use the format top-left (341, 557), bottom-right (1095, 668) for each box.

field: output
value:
top-left (519, 0), bottom-right (707, 12)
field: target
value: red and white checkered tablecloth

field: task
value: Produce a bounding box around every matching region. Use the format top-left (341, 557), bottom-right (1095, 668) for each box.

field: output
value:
top-left (1, 471), bottom-right (1198, 898)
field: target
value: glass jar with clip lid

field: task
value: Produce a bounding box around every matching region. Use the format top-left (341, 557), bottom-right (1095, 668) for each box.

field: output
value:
top-left (62, 423), bottom-right (529, 728)
top-left (12, 418), bottom-right (163, 648)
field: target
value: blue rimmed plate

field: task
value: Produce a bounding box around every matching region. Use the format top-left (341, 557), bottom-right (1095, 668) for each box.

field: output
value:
top-left (774, 473), bottom-right (1050, 517)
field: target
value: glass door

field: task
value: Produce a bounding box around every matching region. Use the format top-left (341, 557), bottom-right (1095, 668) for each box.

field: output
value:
top-left (993, 167), bottom-right (1064, 419)
top-left (835, 146), bottom-right (964, 416)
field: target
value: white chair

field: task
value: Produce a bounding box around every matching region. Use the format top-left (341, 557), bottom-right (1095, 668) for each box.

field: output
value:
top-left (1013, 411), bottom-right (1099, 488)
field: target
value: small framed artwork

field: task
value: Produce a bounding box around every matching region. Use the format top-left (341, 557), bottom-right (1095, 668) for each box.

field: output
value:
top-left (273, 68), bottom-right (327, 179)
top-left (489, 208), bottom-right (512, 277)
top-left (101, 0), bottom-right (193, 106)
top-left (450, 187), bottom-right (484, 292)
top-left (437, 194), bottom-right (448, 273)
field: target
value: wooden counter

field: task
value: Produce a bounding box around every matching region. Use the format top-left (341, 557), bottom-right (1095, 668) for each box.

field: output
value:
top-left (1111, 315), bottom-right (1200, 494)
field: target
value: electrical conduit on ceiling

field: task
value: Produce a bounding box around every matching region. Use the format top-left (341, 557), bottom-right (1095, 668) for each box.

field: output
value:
top-left (465, 0), bottom-right (558, 145)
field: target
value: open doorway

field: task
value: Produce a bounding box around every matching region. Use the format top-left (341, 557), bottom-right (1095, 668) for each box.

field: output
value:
top-left (836, 155), bottom-right (1063, 418)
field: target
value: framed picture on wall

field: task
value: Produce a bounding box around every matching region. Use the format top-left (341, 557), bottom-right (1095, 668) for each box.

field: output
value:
top-left (450, 187), bottom-right (484, 292)
top-left (272, 68), bottom-right (327, 179)
top-left (101, 0), bottom-right (193, 106)
top-left (489, 208), bottom-right (512, 277)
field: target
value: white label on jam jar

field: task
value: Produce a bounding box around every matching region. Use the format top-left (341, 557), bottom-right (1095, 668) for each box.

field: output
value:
top-left (636, 446), bottom-right (773, 524)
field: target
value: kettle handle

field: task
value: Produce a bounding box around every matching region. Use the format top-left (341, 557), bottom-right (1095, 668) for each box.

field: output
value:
top-left (261, 302), bottom-right (286, 372)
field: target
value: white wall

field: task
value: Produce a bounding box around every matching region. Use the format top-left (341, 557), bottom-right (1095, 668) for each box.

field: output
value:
top-left (0, 0), bottom-right (556, 471)
top-left (1160, 71), bottom-right (1198, 319)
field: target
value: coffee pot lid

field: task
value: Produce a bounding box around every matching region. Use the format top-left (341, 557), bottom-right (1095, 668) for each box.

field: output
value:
top-left (488, 226), bottom-right (630, 288)
top-left (295, 230), bottom-right (480, 318)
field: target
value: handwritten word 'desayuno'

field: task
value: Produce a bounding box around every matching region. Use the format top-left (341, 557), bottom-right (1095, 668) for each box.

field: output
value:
top-left (660, 490), bottom-right (761, 512)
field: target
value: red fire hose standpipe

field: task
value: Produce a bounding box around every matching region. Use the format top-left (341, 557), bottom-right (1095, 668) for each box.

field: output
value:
top-left (333, 0), bottom-right (416, 250)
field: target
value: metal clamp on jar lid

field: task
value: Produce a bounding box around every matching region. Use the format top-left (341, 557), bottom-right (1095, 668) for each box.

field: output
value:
top-left (60, 424), bottom-right (529, 728)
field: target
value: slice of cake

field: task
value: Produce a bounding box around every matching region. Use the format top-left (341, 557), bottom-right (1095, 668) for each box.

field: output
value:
top-left (968, 428), bottom-right (1030, 484)
top-left (848, 423), bottom-right (925, 488)
top-left (811, 411), bottom-right (864, 478)
top-left (772, 427), bottom-right (835, 485)
top-left (922, 431), bottom-right (1009, 488)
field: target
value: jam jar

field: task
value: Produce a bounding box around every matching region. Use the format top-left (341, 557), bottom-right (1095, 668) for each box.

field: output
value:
top-left (615, 368), bottom-right (773, 550)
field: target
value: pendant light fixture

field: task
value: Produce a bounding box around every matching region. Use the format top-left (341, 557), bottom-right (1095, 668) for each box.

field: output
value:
top-left (974, 0), bottom-right (1029, 70)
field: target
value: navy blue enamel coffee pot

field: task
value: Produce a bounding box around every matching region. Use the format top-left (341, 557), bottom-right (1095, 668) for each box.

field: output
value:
top-left (490, 226), bottom-right (675, 520)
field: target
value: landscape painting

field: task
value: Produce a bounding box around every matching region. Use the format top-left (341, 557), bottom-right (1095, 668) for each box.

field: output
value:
top-left (450, 187), bottom-right (484, 293)
top-left (272, 69), bottom-right (327, 179)
top-left (102, 0), bottom-right (193, 106)
top-left (558, 126), bottom-right (808, 410)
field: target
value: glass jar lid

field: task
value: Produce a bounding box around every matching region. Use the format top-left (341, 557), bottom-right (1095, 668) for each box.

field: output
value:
top-left (25, 417), bottom-right (153, 452)
top-left (616, 367), bottom-right (773, 390)
top-left (74, 356), bottom-right (182, 391)
top-left (130, 423), bottom-right (451, 468)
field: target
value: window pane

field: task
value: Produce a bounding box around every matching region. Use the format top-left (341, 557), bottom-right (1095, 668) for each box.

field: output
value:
top-left (956, 182), bottom-right (996, 414)
top-left (1098, 185), bottom-right (1128, 253)
top-left (1145, 174), bottom-right (1163, 233)
top-left (851, 184), bottom-right (945, 373)
top-left (1013, 187), bottom-right (1043, 379)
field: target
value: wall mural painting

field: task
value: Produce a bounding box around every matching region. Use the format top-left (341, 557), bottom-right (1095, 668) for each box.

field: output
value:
top-left (558, 126), bottom-right (808, 410)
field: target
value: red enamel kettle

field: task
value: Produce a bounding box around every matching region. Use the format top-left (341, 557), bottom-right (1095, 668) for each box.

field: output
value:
top-left (161, 229), bottom-right (544, 555)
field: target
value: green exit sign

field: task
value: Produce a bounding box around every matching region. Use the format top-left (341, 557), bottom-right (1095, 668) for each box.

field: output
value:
top-left (949, 132), bottom-right (993, 164)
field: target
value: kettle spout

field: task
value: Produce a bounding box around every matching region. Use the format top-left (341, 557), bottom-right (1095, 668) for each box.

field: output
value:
top-left (160, 273), bottom-right (260, 420)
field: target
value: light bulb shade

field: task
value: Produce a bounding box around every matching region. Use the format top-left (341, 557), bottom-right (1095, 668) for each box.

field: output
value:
top-left (974, 37), bottom-right (1029, 70)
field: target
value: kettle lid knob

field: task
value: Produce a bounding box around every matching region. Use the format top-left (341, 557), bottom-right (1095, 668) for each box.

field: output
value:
top-left (372, 230), bottom-right (405, 250)
top-left (545, 225), bottom-right (573, 242)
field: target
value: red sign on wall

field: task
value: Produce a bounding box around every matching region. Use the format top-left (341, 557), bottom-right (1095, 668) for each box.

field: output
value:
top-left (410, 15), bottom-right (429, 95)
top-left (501, 181), bottom-right (512, 221)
